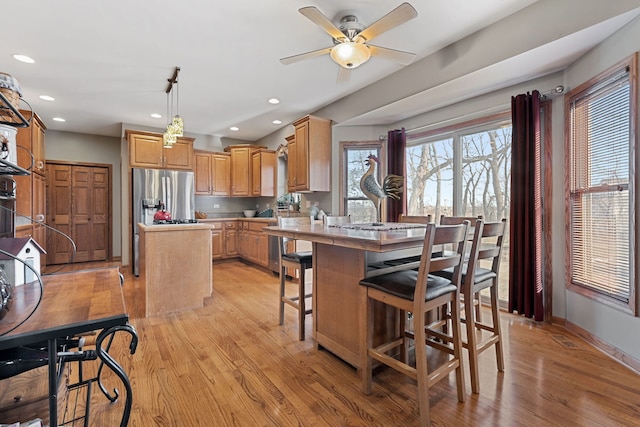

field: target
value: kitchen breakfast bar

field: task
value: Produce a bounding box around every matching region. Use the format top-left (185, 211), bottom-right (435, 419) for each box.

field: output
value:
top-left (263, 222), bottom-right (427, 369)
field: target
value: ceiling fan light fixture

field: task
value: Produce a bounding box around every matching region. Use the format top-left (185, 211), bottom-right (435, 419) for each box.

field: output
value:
top-left (330, 42), bottom-right (370, 69)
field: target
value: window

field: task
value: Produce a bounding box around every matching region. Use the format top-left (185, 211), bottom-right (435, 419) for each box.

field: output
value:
top-left (565, 53), bottom-right (638, 315)
top-left (405, 113), bottom-right (512, 303)
top-left (405, 114), bottom-right (512, 222)
top-left (340, 141), bottom-right (382, 223)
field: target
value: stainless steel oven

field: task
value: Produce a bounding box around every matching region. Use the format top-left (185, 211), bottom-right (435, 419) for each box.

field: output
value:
top-left (0, 176), bottom-right (16, 239)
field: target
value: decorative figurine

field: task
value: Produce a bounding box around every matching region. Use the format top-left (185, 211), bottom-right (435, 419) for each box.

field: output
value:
top-left (359, 154), bottom-right (404, 224)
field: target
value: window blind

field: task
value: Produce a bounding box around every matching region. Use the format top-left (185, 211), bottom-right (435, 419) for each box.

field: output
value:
top-left (568, 66), bottom-right (631, 302)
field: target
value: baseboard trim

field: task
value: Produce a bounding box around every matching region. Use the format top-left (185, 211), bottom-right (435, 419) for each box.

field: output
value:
top-left (563, 320), bottom-right (640, 375)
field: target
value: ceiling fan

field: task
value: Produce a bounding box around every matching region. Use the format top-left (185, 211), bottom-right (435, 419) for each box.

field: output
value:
top-left (280, 2), bottom-right (418, 83)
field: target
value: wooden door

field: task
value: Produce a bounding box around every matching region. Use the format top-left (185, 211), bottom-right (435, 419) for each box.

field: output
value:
top-left (46, 163), bottom-right (111, 265)
top-left (47, 164), bottom-right (73, 264)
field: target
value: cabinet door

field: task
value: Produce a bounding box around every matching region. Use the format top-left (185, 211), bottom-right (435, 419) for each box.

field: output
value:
top-left (251, 152), bottom-right (261, 196)
top-left (256, 232), bottom-right (269, 267)
top-left (33, 119), bottom-right (46, 175)
top-left (164, 137), bottom-right (193, 170)
top-left (211, 154), bottom-right (230, 196)
top-left (194, 152), bottom-right (212, 195)
top-left (230, 147), bottom-right (250, 196)
top-left (286, 136), bottom-right (297, 193)
top-left (294, 120), bottom-right (309, 191)
top-left (225, 229), bottom-right (238, 257)
top-left (212, 229), bottom-right (223, 260)
top-left (128, 132), bottom-right (163, 168)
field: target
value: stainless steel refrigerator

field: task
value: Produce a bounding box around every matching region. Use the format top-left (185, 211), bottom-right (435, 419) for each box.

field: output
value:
top-left (132, 168), bottom-right (195, 276)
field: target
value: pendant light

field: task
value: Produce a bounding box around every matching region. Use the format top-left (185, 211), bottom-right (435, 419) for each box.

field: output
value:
top-left (163, 67), bottom-right (183, 148)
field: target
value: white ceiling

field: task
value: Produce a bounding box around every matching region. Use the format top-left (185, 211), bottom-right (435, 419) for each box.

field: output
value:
top-left (2, 0), bottom-right (639, 141)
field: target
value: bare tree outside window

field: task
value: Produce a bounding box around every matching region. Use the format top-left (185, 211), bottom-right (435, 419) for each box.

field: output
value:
top-left (406, 119), bottom-right (512, 303)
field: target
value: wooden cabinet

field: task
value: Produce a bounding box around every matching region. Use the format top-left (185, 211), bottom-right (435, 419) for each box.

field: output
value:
top-left (127, 130), bottom-right (194, 170)
top-left (224, 145), bottom-right (268, 197)
top-left (251, 149), bottom-right (276, 197)
top-left (289, 115), bottom-right (331, 192)
top-left (194, 150), bottom-right (230, 196)
top-left (210, 220), bottom-right (239, 260)
top-left (236, 220), bottom-right (273, 268)
top-left (15, 111), bottom-right (47, 264)
top-left (285, 134), bottom-right (296, 193)
top-left (211, 222), bottom-right (224, 259)
top-left (224, 221), bottom-right (238, 257)
top-left (226, 145), bottom-right (251, 196)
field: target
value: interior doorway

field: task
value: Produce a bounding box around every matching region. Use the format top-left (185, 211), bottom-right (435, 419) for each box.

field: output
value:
top-left (46, 162), bottom-right (112, 265)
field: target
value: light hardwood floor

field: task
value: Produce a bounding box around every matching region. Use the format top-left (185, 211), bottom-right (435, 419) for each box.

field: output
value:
top-left (53, 261), bottom-right (640, 426)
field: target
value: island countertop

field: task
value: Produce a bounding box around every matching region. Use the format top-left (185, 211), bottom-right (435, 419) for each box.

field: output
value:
top-left (262, 222), bottom-right (428, 252)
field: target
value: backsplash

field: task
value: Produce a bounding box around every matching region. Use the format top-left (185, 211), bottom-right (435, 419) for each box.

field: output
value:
top-left (194, 196), bottom-right (274, 217)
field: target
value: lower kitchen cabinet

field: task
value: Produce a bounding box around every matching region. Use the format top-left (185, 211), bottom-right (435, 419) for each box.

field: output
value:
top-left (208, 219), bottom-right (274, 266)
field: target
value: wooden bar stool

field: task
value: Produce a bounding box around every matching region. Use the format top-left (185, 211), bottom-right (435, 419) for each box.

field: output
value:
top-left (277, 216), bottom-right (313, 340)
top-left (359, 221), bottom-right (469, 427)
top-left (433, 218), bottom-right (507, 393)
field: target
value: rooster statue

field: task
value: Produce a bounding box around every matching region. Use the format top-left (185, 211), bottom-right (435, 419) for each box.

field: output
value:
top-left (359, 154), bottom-right (404, 224)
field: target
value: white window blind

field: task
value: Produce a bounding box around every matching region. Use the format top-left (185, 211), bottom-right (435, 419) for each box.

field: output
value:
top-left (568, 65), bottom-right (632, 303)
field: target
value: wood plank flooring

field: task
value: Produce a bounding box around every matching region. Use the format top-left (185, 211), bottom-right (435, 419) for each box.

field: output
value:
top-left (50, 261), bottom-right (640, 426)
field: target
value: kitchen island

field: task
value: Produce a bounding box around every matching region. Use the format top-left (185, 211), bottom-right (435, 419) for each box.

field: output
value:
top-left (263, 222), bottom-right (427, 369)
top-left (138, 222), bottom-right (213, 316)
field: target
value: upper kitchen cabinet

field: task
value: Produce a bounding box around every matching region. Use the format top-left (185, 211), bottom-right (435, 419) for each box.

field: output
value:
top-left (289, 115), bottom-right (331, 192)
top-left (224, 145), bottom-right (266, 197)
top-left (127, 130), bottom-right (194, 170)
top-left (285, 134), bottom-right (296, 193)
top-left (15, 111), bottom-right (47, 262)
top-left (194, 150), bottom-right (230, 196)
top-left (251, 149), bottom-right (276, 197)
top-left (17, 110), bottom-right (46, 175)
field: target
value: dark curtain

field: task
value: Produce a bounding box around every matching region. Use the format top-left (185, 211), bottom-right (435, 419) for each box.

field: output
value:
top-left (387, 128), bottom-right (406, 222)
top-left (509, 91), bottom-right (544, 321)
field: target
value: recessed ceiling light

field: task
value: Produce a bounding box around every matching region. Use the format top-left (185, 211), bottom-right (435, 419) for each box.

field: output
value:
top-left (272, 120), bottom-right (282, 125)
top-left (52, 117), bottom-right (66, 122)
top-left (229, 126), bottom-right (239, 131)
top-left (13, 54), bottom-right (35, 64)
top-left (150, 113), bottom-right (162, 119)
top-left (39, 95), bottom-right (55, 101)
top-left (268, 98), bottom-right (280, 105)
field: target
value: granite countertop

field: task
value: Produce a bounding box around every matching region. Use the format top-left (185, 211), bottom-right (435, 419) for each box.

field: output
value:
top-left (197, 217), bottom-right (276, 222)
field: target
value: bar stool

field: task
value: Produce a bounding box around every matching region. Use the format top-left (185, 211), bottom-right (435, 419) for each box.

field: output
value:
top-left (323, 215), bottom-right (351, 226)
top-left (359, 221), bottom-right (469, 427)
top-left (434, 218), bottom-right (507, 393)
top-left (398, 213), bottom-right (432, 223)
top-left (277, 216), bottom-right (313, 340)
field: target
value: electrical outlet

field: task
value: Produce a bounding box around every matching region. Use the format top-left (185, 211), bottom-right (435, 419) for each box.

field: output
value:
top-left (214, 204), bottom-right (220, 209)
top-left (256, 204), bottom-right (259, 208)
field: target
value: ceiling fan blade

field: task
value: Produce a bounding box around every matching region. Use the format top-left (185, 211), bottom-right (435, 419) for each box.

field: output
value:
top-left (280, 47), bottom-right (332, 65)
top-left (336, 66), bottom-right (351, 83)
top-left (358, 2), bottom-right (418, 42)
top-left (368, 45), bottom-right (416, 65)
top-left (299, 6), bottom-right (347, 41)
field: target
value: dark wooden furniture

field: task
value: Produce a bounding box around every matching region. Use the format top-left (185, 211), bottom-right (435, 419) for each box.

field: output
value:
top-left (0, 267), bottom-right (137, 427)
